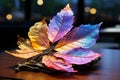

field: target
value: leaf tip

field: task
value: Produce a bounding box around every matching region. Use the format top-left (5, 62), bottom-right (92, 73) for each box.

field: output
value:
top-left (41, 17), bottom-right (47, 24)
top-left (99, 22), bottom-right (103, 26)
top-left (97, 22), bottom-right (103, 28)
top-left (64, 4), bottom-right (71, 11)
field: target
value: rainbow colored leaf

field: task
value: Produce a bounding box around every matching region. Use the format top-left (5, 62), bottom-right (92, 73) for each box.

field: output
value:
top-left (5, 4), bottom-right (102, 73)
top-left (47, 4), bottom-right (74, 43)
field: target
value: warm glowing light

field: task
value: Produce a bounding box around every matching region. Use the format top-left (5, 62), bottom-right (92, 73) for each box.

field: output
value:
top-left (37, 0), bottom-right (43, 6)
top-left (84, 7), bottom-right (90, 13)
top-left (6, 14), bottom-right (13, 20)
top-left (90, 8), bottom-right (97, 14)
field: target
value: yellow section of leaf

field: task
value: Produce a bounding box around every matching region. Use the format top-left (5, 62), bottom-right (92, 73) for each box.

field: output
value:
top-left (28, 19), bottom-right (50, 52)
top-left (5, 36), bottom-right (39, 59)
top-left (5, 50), bottom-right (39, 59)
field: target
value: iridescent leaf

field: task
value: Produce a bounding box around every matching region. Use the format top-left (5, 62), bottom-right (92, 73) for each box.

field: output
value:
top-left (55, 23), bottom-right (102, 51)
top-left (4, 4), bottom-right (102, 73)
top-left (5, 36), bottom-right (39, 59)
top-left (47, 4), bottom-right (74, 43)
top-left (42, 55), bottom-right (77, 72)
top-left (28, 19), bottom-right (50, 52)
top-left (54, 48), bottom-right (101, 65)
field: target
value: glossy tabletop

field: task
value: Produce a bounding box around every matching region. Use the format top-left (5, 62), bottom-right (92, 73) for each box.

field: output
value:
top-left (0, 49), bottom-right (120, 80)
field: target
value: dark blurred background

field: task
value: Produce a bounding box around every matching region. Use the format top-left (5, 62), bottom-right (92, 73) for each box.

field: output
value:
top-left (0, 0), bottom-right (120, 51)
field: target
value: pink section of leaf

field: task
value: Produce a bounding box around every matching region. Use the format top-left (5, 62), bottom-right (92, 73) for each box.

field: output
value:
top-left (42, 55), bottom-right (77, 72)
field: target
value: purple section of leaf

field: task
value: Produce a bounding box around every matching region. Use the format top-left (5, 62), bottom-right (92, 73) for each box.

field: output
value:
top-left (54, 48), bottom-right (101, 65)
top-left (47, 6), bottom-right (74, 43)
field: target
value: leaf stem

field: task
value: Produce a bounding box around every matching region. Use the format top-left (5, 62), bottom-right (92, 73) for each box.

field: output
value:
top-left (33, 44), bottom-right (56, 62)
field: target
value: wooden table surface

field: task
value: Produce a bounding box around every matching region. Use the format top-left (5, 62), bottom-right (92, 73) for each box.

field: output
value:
top-left (0, 49), bottom-right (120, 80)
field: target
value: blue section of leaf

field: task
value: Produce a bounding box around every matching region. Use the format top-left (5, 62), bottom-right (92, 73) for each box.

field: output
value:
top-left (56, 47), bottom-right (91, 56)
top-left (56, 22), bottom-right (102, 50)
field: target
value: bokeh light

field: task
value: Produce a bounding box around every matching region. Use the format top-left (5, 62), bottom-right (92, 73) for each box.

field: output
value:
top-left (90, 8), bottom-right (97, 14)
top-left (84, 7), bottom-right (90, 13)
top-left (37, 0), bottom-right (43, 6)
top-left (6, 14), bottom-right (13, 20)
